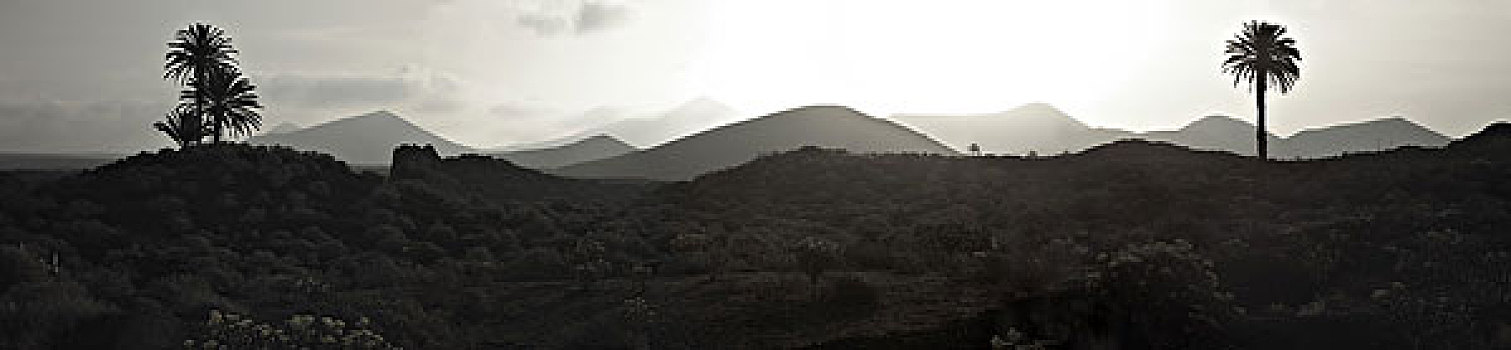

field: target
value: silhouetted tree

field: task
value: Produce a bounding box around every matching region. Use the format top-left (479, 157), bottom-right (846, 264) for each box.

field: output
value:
top-left (152, 104), bottom-right (208, 147)
top-left (162, 23), bottom-right (260, 145)
top-left (1222, 20), bottom-right (1301, 160)
top-left (191, 69), bottom-right (262, 141)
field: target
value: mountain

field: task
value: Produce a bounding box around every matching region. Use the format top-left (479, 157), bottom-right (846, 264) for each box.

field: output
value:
top-left (262, 122), bottom-right (302, 135)
top-left (1275, 117), bottom-right (1451, 159)
top-left (896, 103), bottom-right (1453, 158)
top-left (246, 111), bottom-right (474, 164)
top-left (891, 103), bottom-right (1128, 155)
top-left (556, 105), bottom-right (958, 181)
top-left (584, 97), bottom-right (741, 148)
top-left (487, 134), bottom-right (636, 169)
top-left (1139, 116), bottom-right (1280, 157)
top-left (482, 98), bottom-right (739, 153)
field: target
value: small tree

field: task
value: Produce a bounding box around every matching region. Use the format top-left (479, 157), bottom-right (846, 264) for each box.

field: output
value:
top-left (793, 236), bottom-right (840, 299)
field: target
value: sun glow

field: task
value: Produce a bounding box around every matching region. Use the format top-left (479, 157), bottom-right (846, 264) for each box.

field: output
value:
top-left (695, 0), bottom-right (1173, 116)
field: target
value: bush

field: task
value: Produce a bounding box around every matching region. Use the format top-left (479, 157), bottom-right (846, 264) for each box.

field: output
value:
top-left (1083, 240), bottom-right (1237, 349)
top-left (183, 310), bottom-right (396, 349)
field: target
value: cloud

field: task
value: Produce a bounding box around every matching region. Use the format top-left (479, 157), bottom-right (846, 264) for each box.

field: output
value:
top-left (514, 0), bottom-right (631, 36)
top-left (258, 65), bottom-right (467, 115)
top-left (575, 1), bottom-right (631, 33)
top-left (260, 75), bottom-right (414, 108)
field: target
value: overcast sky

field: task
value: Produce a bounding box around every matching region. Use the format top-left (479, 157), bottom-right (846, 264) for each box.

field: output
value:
top-left (1, 0), bottom-right (1509, 152)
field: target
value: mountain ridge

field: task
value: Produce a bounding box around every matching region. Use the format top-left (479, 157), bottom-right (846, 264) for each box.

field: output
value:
top-left (246, 110), bottom-right (475, 164)
top-left (892, 104), bottom-right (1453, 158)
top-left (487, 134), bottom-right (637, 169)
top-left (555, 104), bottom-right (958, 181)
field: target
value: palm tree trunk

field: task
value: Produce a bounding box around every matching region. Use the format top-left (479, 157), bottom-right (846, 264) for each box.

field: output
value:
top-left (213, 113), bottom-right (223, 144)
top-left (1255, 76), bottom-right (1268, 160)
top-left (194, 70), bottom-right (207, 147)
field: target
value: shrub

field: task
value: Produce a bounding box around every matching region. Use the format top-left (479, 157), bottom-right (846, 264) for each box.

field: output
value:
top-left (1083, 240), bottom-right (1237, 349)
top-left (183, 310), bottom-right (396, 349)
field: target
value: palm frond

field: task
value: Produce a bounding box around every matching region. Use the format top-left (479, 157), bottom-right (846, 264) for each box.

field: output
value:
top-left (154, 103), bottom-right (209, 147)
top-left (164, 23), bottom-right (239, 85)
top-left (1221, 20), bottom-right (1302, 93)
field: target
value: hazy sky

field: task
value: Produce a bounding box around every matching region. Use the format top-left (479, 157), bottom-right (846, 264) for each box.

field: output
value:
top-left (1, 0), bottom-right (1509, 152)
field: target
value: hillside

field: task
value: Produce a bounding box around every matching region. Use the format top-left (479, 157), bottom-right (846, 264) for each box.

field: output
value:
top-left (488, 135), bottom-right (636, 170)
top-left (556, 105), bottom-right (957, 181)
top-left (1, 123), bottom-right (1507, 348)
top-left (247, 111), bottom-right (474, 164)
top-left (392, 144), bottom-right (649, 203)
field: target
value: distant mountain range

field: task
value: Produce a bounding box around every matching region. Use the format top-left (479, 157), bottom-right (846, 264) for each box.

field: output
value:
top-left (591, 97), bottom-right (742, 148)
top-left (487, 135), bottom-right (636, 170)
top-left (892, 103), bottom-right (1128, 155)
top-left (498, 98), bottom-right (742, 152)
top-left (246, 111), bottom-right (475, 165)
top-left (554, 105), bottom-right (957, 181)
top-left (262, 122), bottom-right (302, 135)
top-left (892, 103), bottom-right (1451, 159)
top-left (1275, 117), bottom-right (1451, 159)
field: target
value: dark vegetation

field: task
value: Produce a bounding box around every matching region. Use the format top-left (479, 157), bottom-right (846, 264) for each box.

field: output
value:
top-left (1, 123), bottom-right (1508, 348)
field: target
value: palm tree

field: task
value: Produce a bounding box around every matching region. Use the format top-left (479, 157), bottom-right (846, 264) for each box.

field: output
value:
top-left (163, 23), bottom-right (259, 144)
top-left (153, 104), bottom-right (209, 147)
top-left (194, 70), bottom-right (263, 141)
top-left (1222, 20), bottom-right (1301, 160)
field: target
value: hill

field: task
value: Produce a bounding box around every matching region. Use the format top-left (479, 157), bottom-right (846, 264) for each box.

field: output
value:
top-left (555, 105), bottom-right (957, 181)
top-left (1140, 115), bottom-right (1280, 156)
top-left (1276, 117), bottom-right (1451, 158)
top-left (896, 103), bottom-right (1456, 158)
top-left (487, 134), bottom-right (636, 170)
top-left (585, 97), bottom-right (742, 148)
top-left (262, 122), bottom-right (302, 135)
top-left (1, 123), bottom-right (1507, 348)
top-left (246, 111), bottom-right (474, 164)
top-left (891, 103), bottom-right (1124, 155)
top-left (488, 98), bottom-right (745, 152)
top-left (392, 143), bottom-right (649, 202)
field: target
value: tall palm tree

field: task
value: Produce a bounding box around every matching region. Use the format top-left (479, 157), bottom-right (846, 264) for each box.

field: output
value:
top-left (1222, 20), bottom-right (1301, 160)
top-left (193, 69), bottom-right (263, 142)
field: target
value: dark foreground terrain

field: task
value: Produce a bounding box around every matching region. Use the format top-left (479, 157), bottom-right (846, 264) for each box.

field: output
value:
top-left (2, 124), bottom-right (1509, 349)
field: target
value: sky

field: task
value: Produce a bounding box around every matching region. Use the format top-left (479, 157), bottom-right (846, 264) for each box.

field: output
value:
top-left (1, 0), bottom-right (1509, 152)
